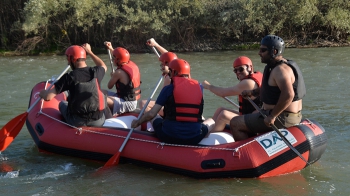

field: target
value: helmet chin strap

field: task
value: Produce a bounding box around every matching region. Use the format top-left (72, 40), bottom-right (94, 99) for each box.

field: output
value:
top-left (68, 57), bottom-right (75, 70)
top-left (247, 65), bottom-right (253, 75)
top-left (270, 46), bottom-right (277, 58)
top-left (69, 63), bottom-right (75, 70)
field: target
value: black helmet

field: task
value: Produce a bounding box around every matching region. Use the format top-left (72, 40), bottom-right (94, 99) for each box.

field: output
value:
top-left (261, 35), bottom-right (285, 58)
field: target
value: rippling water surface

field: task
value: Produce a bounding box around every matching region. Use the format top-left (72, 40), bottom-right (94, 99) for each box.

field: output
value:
top-left (1, 47), bottom-right (350, 195)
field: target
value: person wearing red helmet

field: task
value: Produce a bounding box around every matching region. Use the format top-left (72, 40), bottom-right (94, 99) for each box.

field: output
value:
top-left (104, 42), bottom-right (141, 116)
top-left (139, 50), bottom-right (178, 115)
top-left (231, 35), bottom-right (306, 141)
top-left (131, 59), bottom-right (211, 145)
top-left (146, 38), bottom-right (184, 86)
top-left (202, 56), bottom-right (263, 133)
top-left (39, 43), bottom-right (108, 127)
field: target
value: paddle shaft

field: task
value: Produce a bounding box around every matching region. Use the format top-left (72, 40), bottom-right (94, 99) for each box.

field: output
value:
top-left (223, 97), bottom-right (239, 109)
top-left (104, 46), bottom-right (163, 166)
top-left (117, 75), bottom-right (164, 153)
top-left (27, 65), bottom-right (71, 113)
top-left (115, 46), bottom-right (167, 155)
top-left (151, 46), bottom-right (160, 58)
top-left (107, 49), bottom-right (115, 73)
top-left (246, 97), bottom-right (309, 165)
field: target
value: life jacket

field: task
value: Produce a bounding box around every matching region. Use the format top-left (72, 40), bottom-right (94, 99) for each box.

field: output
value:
top-left (261, 60), bottom-right (306, 105)
top-left (238, 71), bottom-right (263, 115)
top-left (164, 77), bottom-right (203, 122)
top-left (68, 68), bottom-right (106, 120)
top-left (115, 61), bottom-right (141, 101)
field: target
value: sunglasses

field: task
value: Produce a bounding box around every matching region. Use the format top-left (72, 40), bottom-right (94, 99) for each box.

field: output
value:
top-left (233, 66), bottom-right (245, 73)
top-left (259, 48), bottom-right (268, 53)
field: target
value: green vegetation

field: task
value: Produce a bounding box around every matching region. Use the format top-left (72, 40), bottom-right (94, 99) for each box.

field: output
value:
top-left (0, 0), bottom-right (349, 55)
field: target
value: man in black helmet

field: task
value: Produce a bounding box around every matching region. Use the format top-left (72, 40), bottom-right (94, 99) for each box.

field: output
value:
top-left (230, 35), bottom-right (306, 141)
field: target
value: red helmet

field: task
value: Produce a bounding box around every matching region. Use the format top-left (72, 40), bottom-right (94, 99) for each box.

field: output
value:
top-left (113, 47), bottom-right (130, 64)
top-left (65, 45), bottom-right (86, 64)
top-left (233, 56), bottom-right (253, 72)
top-left (168, 59), bottom-right (190, 77)
top-left (159, 52), bottom-right (177, 65)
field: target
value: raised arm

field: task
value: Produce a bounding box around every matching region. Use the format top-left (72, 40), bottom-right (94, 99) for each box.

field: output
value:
top-left (104, 41), bottom-right (114, 52)
top-left (82, 43), bottom-right (107, 72)
top-left (146, 38), bottom-right (168, 54)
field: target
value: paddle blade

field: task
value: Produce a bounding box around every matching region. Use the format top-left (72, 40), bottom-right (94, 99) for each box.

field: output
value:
top-left (104, 151), bottom-right (121, 167)
top-left (0, 112), bottom-right (28, 151)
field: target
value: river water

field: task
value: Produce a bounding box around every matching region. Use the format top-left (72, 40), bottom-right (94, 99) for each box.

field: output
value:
top-left (0, 47), bottom-right (349, 195)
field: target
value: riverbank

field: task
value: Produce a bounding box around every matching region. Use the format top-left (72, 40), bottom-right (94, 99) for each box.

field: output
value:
top-left (1, 38), bottom-right (350, 56)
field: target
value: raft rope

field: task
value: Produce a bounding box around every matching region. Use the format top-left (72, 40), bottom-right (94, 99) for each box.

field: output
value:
top-left (37, 107), bottom-right (313, 156)
top-left (38, 108), bottom-right (242, 152)
top-left (36, 81), bottom-right (314, 155)
top-left (37, 110), bottom-right (252, 155)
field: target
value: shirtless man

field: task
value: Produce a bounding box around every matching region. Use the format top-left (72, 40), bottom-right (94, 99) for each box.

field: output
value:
top-left (230, 35), bottom-right (306, 141)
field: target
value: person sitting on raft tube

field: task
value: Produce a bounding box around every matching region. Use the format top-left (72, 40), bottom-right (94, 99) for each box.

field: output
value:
top-left (139, 38), bottom-right (178, 115)
top-left (139, 53), bottom-right (178, 116)
top-left (131, 59), bottom-right (213, 145)
top-left (39, 44), bottom-right (108, 127)
top-left (202, 56), bottom-right (263, 133)
top-left (230, 35), bottom-right (306, 141)
top-left (104, 42), bottom-right (141, 116)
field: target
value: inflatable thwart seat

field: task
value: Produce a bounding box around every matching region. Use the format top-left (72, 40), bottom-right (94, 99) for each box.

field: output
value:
top-left (198, 132), bottom-right (235, 145)
top-left (103, 116), bottom-right (235, 145)
top-left (103, 116), bottom-right (154, 132)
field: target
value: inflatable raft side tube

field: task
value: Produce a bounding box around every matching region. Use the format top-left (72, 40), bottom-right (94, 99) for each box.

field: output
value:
top-left (121, 157), bottom-right (267, 178)
top-left (26, 120), bottom-right (111, 162)
top-left (122, 137), bottom-right (309, 179)
top-left (254, 139), bottom-right (310, 175)
top-left (296, 119), bottom-right (327, 165)
top-left (201, 159), bottom-right (226, 169)
top-left (28, 81), bottom-right (45, 109)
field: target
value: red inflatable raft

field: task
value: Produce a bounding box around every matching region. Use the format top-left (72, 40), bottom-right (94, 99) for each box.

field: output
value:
top-left (26, 82), bottom-right (327, 178)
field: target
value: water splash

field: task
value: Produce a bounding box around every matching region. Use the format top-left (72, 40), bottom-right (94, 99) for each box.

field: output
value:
top-left (1, 170), bottom-right (20, 178)
top-left (31, 163), bottom-right (74, 180)
top-left (0, 152), bottom-right (8, 161)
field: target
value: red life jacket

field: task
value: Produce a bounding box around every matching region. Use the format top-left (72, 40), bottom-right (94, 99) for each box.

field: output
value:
top-left (238, 71), bottom-right (263, 115)
top-left (164, 77), bottom-right (203, 122)
top-left (69, 69), bottom-right (106, 120)
top-left (116, 60), bottom-right (141, 101)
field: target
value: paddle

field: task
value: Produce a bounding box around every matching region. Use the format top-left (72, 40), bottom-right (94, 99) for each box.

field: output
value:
top-left (0, 65), bottom-right (71, 152)
top-left (223, 97), bottom-right (239, 109)
top-left (106, 45), bottom-right (115, 73)
top-left (103, 46), bottom-right (162, 167)
top-left (246, 97), bottom-right (309, 165)
top-left (150, 46), bottom-right (160, 58)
